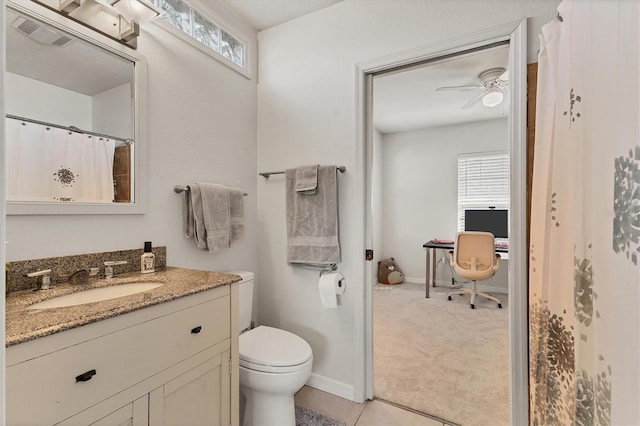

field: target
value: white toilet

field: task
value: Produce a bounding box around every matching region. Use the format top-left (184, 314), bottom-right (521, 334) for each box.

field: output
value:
top-left (233, 272), bottom-right (313, 426)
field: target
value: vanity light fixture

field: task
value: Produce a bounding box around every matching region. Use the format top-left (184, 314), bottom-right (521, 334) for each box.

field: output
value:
top-left (111, 0), bottom-right (160, 23)
top-left (31, 0), bottom-right (160, 48)
top-left (481, 87), bottom-right (504, 108)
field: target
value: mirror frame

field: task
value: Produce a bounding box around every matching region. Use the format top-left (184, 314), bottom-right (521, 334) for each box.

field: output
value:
top-left (6, 0), bottom-right (147, 215)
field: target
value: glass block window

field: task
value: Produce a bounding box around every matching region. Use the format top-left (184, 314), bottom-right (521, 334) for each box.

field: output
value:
top-left (150, 0), bottom-right (245, 69)
top-left (457, 151), bottom-right (509, 237)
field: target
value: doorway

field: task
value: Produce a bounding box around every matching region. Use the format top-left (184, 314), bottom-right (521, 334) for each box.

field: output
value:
top-left (370, 44), bottom-right (511, 425)
top-left (353, 19), bottom-right (529, 425)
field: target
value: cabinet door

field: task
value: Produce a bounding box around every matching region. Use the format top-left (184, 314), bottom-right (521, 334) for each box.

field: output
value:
top-left (60, 395), bottom-right (148, 426)
top-left (149, 350), bottom-right (231, 426)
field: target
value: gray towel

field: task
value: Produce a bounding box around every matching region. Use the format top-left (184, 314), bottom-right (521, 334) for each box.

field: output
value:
top-left (199, 183), bottom-right (231, 252)
top-left (295, 164), bottom-right (319, 194)
top-left (187, 184), bottom-right (209, 250)
top-left (286, 165), bottom-right (341, 265)
top-left (229, 187), bottom-right (244, 242)
top-left (184, 186), bottom-right (194, 239)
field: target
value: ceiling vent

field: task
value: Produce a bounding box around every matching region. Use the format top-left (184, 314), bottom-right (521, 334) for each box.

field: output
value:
top-left (11, 16), bottom-right (73, 47)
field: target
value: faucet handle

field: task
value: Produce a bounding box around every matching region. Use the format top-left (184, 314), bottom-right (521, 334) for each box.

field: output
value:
top-left (26, 269), bottom-right (52, 277)
top-left (104, 261), bottom-right (128, 266)
top-left (26, 269), bottom-right (52, 290)
top-left (104, 261), bottom-right (128, 279)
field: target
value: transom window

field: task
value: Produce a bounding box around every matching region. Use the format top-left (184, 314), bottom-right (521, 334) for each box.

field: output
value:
top-left (457, 151), bottom-right (509, 237)
top-left (150, 0), bottom-right (245, 69)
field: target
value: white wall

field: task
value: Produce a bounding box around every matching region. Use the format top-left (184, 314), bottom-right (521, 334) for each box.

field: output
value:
top-left (5, 11), bottom-right (259, 279)
top-left (5, 72), bottom-right (92, 129)
top-left (256, 0), bottom-right (559, 398)
top-left (380, 119), bottom-right (509, 291)
top-left (371, 128), bottom-right (383, 270)
top-left (1, 1), bottom-right (6, 421)
top-left (92, 83), bottom-right (132, 139)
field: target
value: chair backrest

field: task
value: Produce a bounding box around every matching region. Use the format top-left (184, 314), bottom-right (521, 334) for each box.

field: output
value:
top-left (450, 231), bottom-right (499, 281)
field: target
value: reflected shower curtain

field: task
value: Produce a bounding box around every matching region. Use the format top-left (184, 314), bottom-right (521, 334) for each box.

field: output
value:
top-left (529, 0), bottom-right (639, 424)
top-left (6, 119), bottom-right (116, 203)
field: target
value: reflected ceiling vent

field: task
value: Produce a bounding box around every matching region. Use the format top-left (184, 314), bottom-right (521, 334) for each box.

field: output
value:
top-left (11, 16), bottom-right (73, 47)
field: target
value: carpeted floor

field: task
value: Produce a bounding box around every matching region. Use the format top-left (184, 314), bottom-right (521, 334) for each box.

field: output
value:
top-left (373, 282), bottom-right (509, 426)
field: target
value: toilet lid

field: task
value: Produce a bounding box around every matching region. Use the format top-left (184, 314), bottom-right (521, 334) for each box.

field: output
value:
top-left (239, 326), bottom-right (312, 368)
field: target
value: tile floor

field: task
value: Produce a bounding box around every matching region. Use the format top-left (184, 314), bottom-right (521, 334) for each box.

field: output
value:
top-left (295, 386), bottom-right (457, 426)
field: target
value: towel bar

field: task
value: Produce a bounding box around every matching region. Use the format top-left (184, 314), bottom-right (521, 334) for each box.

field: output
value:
top-left (259, 166), bottom-right (346, 179)
top-left (174, 185), bottom-right (248, 196)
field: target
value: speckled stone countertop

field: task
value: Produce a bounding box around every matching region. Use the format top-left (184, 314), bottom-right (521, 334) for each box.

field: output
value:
top-left (6, 267), bottom-right (241, 347)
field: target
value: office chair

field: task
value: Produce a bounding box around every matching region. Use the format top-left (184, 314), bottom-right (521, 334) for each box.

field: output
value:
top-left (448, 231), bottom-right (502, 309)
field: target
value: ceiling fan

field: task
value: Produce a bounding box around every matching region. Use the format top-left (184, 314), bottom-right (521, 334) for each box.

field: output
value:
top-left (436, 67), bottom-right (509, 109)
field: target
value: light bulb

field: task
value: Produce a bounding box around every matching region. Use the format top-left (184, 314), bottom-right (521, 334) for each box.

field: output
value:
top-left (111, 0), bottom-right (160, 23)
top-left (482, 90), bottom-right (503, 107)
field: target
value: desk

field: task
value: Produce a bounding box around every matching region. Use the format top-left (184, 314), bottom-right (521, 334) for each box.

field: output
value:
top-left (422, 241), bottom-right (508, 298)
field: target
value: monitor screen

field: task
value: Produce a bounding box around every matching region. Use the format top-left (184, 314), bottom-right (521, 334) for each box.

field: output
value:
top-left (464, 209), bottom-right (508, 238)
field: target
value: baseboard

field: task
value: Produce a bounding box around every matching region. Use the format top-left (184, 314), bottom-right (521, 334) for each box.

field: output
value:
top-left (401, 277), bottom-right (508, 294)
top-left (305, 373), bottom-right (354, 401)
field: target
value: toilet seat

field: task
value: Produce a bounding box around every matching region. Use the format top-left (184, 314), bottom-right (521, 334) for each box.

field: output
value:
top-left (240, 326), bottom-right (312, 374)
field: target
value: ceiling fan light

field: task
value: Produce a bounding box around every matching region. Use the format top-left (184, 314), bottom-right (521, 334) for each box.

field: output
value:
top-left (482, 89), bottom-right (503, 107)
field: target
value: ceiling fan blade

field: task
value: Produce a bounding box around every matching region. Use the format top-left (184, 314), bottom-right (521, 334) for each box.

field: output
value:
top-left (436, 85), bottom-right (482, 91)
top-left (461, 91), bottom-right (485, 109)
top-left (499, 70), bottom-right (509, 81)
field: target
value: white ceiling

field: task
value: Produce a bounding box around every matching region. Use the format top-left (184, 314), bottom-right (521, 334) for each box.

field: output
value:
top-left (220, 0), bottom-right (343, 31)
top-left (373, 45), bottom-right (510, 134)
top-left (6, 8), bottom-right (133, 96)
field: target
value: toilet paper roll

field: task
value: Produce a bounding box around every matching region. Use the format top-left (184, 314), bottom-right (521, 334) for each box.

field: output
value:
top-left (319, 272), bottom-right (345, 308)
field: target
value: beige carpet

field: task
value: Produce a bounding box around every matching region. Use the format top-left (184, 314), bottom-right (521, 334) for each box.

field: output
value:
top-left (373, 282), bottom-right (509, 426)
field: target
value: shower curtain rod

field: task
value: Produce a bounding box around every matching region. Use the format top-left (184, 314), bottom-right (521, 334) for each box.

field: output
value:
top-left (5, 114), bottom-right (133, 144)
top-left (259, 165), bottom-right (346, 179)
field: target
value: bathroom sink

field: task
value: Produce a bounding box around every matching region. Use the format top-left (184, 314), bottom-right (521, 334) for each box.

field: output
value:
top-left (27, 282), bottom-right (164, 310)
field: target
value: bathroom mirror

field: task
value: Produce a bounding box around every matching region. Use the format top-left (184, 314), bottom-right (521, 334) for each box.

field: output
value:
top-left (5, 0), bottom-right (147, 215)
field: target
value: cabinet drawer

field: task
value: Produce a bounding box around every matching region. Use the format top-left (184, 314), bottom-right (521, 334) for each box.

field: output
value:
top-left (7, 294), bottom-right (230, 425)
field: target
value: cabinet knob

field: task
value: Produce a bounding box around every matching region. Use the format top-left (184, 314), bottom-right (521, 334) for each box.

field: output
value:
top-left (75, 369), bottom-right (97, 382)
top-left (191, 326), bottom-right (202, 334)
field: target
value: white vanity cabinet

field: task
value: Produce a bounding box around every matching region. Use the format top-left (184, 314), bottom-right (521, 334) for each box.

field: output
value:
top-left (6, 284), bottom-right (239, 426)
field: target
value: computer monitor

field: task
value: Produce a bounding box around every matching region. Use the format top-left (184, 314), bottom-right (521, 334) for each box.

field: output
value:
top-left (464, 209), bottom-right (508, 238)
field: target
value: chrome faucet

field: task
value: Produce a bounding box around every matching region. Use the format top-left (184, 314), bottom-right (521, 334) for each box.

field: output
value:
top-left (104, 261), bottom-right (128, 279)
top-left (26, 269), bottom-right (52, 290)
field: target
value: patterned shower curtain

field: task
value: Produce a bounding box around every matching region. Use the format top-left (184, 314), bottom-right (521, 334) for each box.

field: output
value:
top-left (529, 1), bottom-right (639, 425)
top-left (6, 118), bottom-right (116, 203)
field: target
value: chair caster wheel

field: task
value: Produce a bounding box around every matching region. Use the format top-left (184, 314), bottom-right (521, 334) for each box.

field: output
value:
top-left (447, 296), bottom-right (452, 301)
top-left (497, 303), bottom-right (502, 309)
top-left (470, 304), bottom-right (475, 309)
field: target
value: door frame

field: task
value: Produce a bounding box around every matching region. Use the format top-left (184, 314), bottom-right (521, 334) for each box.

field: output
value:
top-left (352, 19), bottom-right (528, 425)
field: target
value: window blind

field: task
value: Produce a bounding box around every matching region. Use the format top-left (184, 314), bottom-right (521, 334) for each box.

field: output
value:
top-left (457, 151), bottom-right (509, 232)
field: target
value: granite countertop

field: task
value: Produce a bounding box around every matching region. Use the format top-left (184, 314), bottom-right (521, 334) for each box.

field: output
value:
top-left (6, 267), bottom-right (242, 347)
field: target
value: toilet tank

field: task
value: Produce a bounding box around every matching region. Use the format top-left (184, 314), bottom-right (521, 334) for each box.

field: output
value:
top-left (227, 271), bottom-right (254, 332)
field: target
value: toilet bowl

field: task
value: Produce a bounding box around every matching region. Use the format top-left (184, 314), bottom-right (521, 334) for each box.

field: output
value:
top-left (239, 326), bottom-right (312, 426)
top-left (227, 271), bottom-right (313, 426)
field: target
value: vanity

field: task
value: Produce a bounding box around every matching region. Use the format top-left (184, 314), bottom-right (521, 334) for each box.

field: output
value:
top-left (6, 267), bottom-right (241, 425)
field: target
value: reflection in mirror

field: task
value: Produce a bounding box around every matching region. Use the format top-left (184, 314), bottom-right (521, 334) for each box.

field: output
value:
top-left (5, 3), bottom-right (142, 210)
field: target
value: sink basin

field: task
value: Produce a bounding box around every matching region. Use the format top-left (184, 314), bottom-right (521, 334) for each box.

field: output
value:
top-left (27, 282), bottom-right (164, 310)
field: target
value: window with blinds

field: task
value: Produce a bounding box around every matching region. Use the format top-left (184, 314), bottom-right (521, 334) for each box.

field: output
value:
top-left (457, 151), bottom-right (509, 235)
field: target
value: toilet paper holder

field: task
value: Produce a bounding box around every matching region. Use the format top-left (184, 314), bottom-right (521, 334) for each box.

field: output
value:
top-left (320, 268), bottom-right (345, 291)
